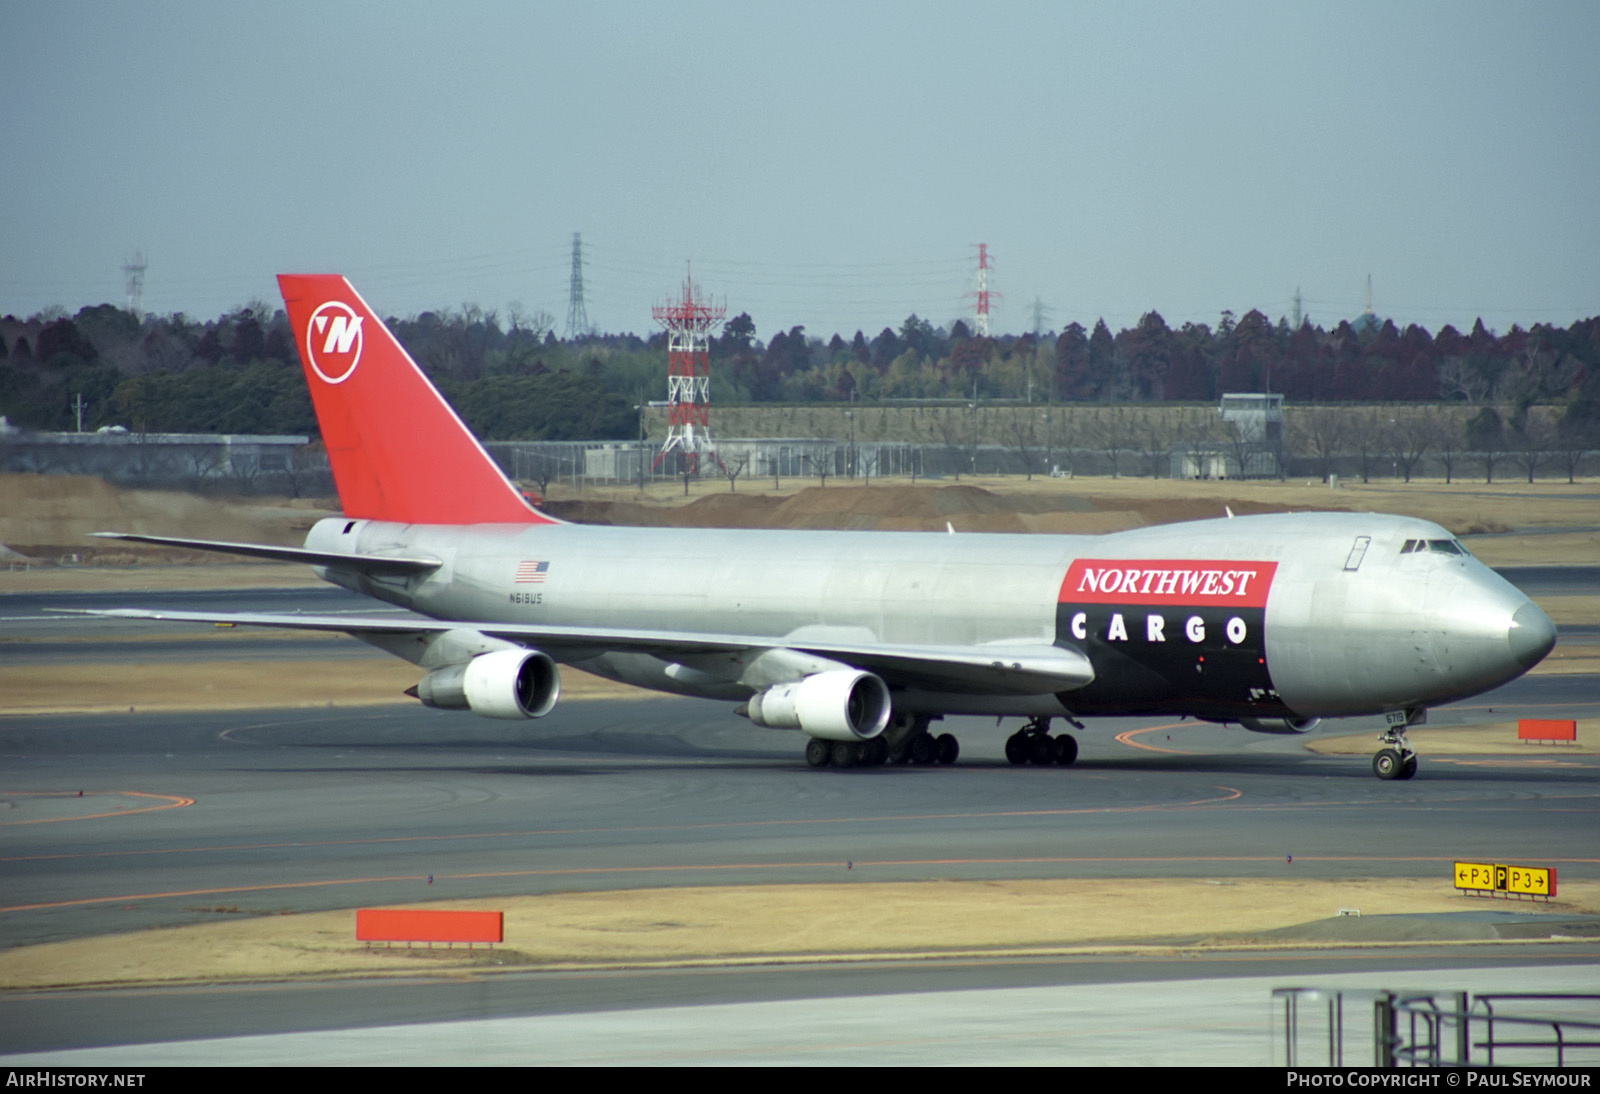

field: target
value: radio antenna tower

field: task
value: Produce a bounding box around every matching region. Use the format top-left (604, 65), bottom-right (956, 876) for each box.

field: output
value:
top-left (565, 232), bottom-right (590, 339)
top-left (968, 244), bottom-right (1000, 336)
top-left (122, 251), bottom-right (147, 317)
top-left (1030, 296), bottom-right (1052, 339)
top-left (651, 264), bottom-right (725, 475)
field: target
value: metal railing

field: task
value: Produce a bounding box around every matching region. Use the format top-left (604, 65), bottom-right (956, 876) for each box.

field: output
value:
top-left (1274, 986), bottom-right (1600, 1068)
top-left (1473, 995), bottom-right (1600, 1068)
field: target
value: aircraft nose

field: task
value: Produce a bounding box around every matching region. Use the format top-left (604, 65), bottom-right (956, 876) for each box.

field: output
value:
top-left (1508, 601), bottom-right (1557, 670)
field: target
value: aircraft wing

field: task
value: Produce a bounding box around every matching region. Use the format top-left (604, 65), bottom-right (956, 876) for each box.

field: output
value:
top-left (54, 608), bottom-right (1093, 696)
top-left (89, 532), bottom-right (442, 576)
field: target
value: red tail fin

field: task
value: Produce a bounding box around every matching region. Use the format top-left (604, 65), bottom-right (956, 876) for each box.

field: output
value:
top-left (278, 275), bottom-right (555, 525)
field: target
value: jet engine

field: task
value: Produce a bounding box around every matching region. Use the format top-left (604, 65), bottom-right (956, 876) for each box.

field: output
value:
top-left (413, 648), bottom-right (560, 720)
top-left (1238, 716), bottom-right (1321, 735)
top-left (745, 670), bottom-right (892, 741)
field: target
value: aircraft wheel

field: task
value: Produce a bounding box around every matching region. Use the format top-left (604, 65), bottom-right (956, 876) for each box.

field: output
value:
top-left (936, 733), bottom-right (959, 765)
top-left (1399, 755), bottom-right (1418, 780)
top-left (1054, 734), bottom-right (1079, 766)
top-left (831, 741), bottom-right (859, 768)
top-left (863, 737), bottom-right (889, 766)
top-left (1372, 748), bottom-right (1404, 780)
top-left (910, 732), bottom-right (939, 765)
top-left (1030, 734), bottom-right (1056, 765)
top-left (1004, 732), bottom-right (1029, 765)
top-left (805, 738), bottom-right (831, 768)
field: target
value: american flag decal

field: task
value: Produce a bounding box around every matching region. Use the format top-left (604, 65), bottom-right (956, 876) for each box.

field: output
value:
top-left (514, 560), bottom-right (550, 584)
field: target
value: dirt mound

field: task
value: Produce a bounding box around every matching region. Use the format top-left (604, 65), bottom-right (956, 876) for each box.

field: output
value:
top-left (671, 493), bottom-right (788, 528)
top-left (725, 485), bottom-right (1140, 534)
top-left (0, 473), bottom-right (334, 564)
top-left (543, 494), bottom-right (787, 528)
top-left (542, 499), bottom-right (671, 526)
top-left (551, 485), bottom-right (1147, 534)
top-left (1083, 494), bottom-right (1291, 527)
top-left (768, 487), bottom-right (1023, 531)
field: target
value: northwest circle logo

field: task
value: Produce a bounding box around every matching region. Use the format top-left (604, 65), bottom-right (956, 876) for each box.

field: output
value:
top-left (306, 301), bottom-right (364, 384)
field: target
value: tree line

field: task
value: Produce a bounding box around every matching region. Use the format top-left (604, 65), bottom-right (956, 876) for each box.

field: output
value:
top-left (1, 300), bottom-right (1595, 446)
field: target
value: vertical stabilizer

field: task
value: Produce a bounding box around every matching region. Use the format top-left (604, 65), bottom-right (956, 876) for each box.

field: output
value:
top-left (278, 274), bottom-right (555, 525)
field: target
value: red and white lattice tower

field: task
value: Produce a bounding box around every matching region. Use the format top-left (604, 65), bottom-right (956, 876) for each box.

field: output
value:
top-left (651, 265), bottom-right (726, 474)
top-left (972, 243), bottom-right (985, 332)
top-left (970, 243), bottom-right (998, 336)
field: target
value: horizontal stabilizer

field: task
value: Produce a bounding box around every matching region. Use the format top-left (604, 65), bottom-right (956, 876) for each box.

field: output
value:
top-left (89, 532), bottom-right (442, 576)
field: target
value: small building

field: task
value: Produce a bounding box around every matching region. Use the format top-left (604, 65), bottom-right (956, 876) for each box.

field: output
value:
top-left (0, 426), bottom-right (312, 483)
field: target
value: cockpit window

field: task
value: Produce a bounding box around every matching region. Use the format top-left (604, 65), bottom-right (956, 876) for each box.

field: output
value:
top-left (1400, 538), bottom-right (1467, 556)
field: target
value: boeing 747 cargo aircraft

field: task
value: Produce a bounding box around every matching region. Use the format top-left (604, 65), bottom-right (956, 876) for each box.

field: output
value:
top-left (83, 275), bottom-right (1556, 780)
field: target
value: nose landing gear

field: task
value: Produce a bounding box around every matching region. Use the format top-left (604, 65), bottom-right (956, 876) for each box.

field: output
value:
top-left (1372, 724), bottom-right (1419, 780)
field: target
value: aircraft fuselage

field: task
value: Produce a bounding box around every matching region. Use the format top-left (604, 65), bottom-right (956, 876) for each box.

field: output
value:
top-left (308, 508), bottom-right (1552, 723)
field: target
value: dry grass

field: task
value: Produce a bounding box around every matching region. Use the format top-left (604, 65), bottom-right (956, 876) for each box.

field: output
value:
top-left (0, 658), bottom-right (644, 715)
top-left (6, 877), bottom-right (1596, 989)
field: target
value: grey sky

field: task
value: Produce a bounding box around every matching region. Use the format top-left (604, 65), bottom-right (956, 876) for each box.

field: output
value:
top-left (3, 1), bottom-right (1596, 340)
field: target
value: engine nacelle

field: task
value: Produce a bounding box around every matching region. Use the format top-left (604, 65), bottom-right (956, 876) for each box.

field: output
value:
top-left (414, 649), bottom-right (560, 720)
top-left (746, 670), bottom-right (891, 741)
top-left (1238, 716), bottom-right (1321, 735)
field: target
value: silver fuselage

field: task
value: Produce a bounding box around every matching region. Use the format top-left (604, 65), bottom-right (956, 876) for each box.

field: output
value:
top-left (307, 510), bottom-right (1552, 722)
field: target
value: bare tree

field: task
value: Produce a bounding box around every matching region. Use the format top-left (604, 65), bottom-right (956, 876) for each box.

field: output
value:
top-left (1045, 406), bottom-right (1081, 478)
top-left (1551, 419), bottom-right (1596, 484)
top-left (1131, 409), bottom-right (1171, 478)
top-left (1437, 357), bottom-right (1491, 405)
top-left (859, 446), bottom-right (880, 485)
top-left (506, 302), bottom-right (555, 342)
top-left (1466, 408), bottom-right (1507, 483)
top-left (719, 450), bottom-right (751, 492)
top-left (1430, 412), bottom-right (1467, 484)
top-left (928, 411), bottom-right (967, 480)
top-left (1289, 408), bottom-right (1347, 483)
top-left (517, 445), bottom-right (564, 501)
top-left (280, 442), bottom-right (331, 499)
top-left (1507, 410), bottom-right (1555, 484)
top-left (1092, 407), bottom-right (1137, 478)
top-left (182, 443), bottom-right (227, 486)
top-left (803, 446), bottom-right (837, 487)
top-left (1347, 410), bottom-right (1385, 483)
top-left (1386, 410), bottom-right (1434, 483)
top-left (1004, 412), bottom-right (1046, 480)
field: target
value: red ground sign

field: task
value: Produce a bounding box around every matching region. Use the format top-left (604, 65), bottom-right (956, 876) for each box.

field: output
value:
top-left (356, 909), bottom-right (503, 943)
top-left (1518, 719), bottom-right (1577, 742)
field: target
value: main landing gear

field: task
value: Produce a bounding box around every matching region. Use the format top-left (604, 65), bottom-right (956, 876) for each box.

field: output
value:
top-left (803, 713), bottom-right (958, 769)
top-left (1005, 717), bottom-right (1078, 766)
top-left (883, 712), bottom-right (958, 767)
top-left (805, 736), bottom-right (889, 768)
top-left (1372, 725), bottom-right (1419, 781)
